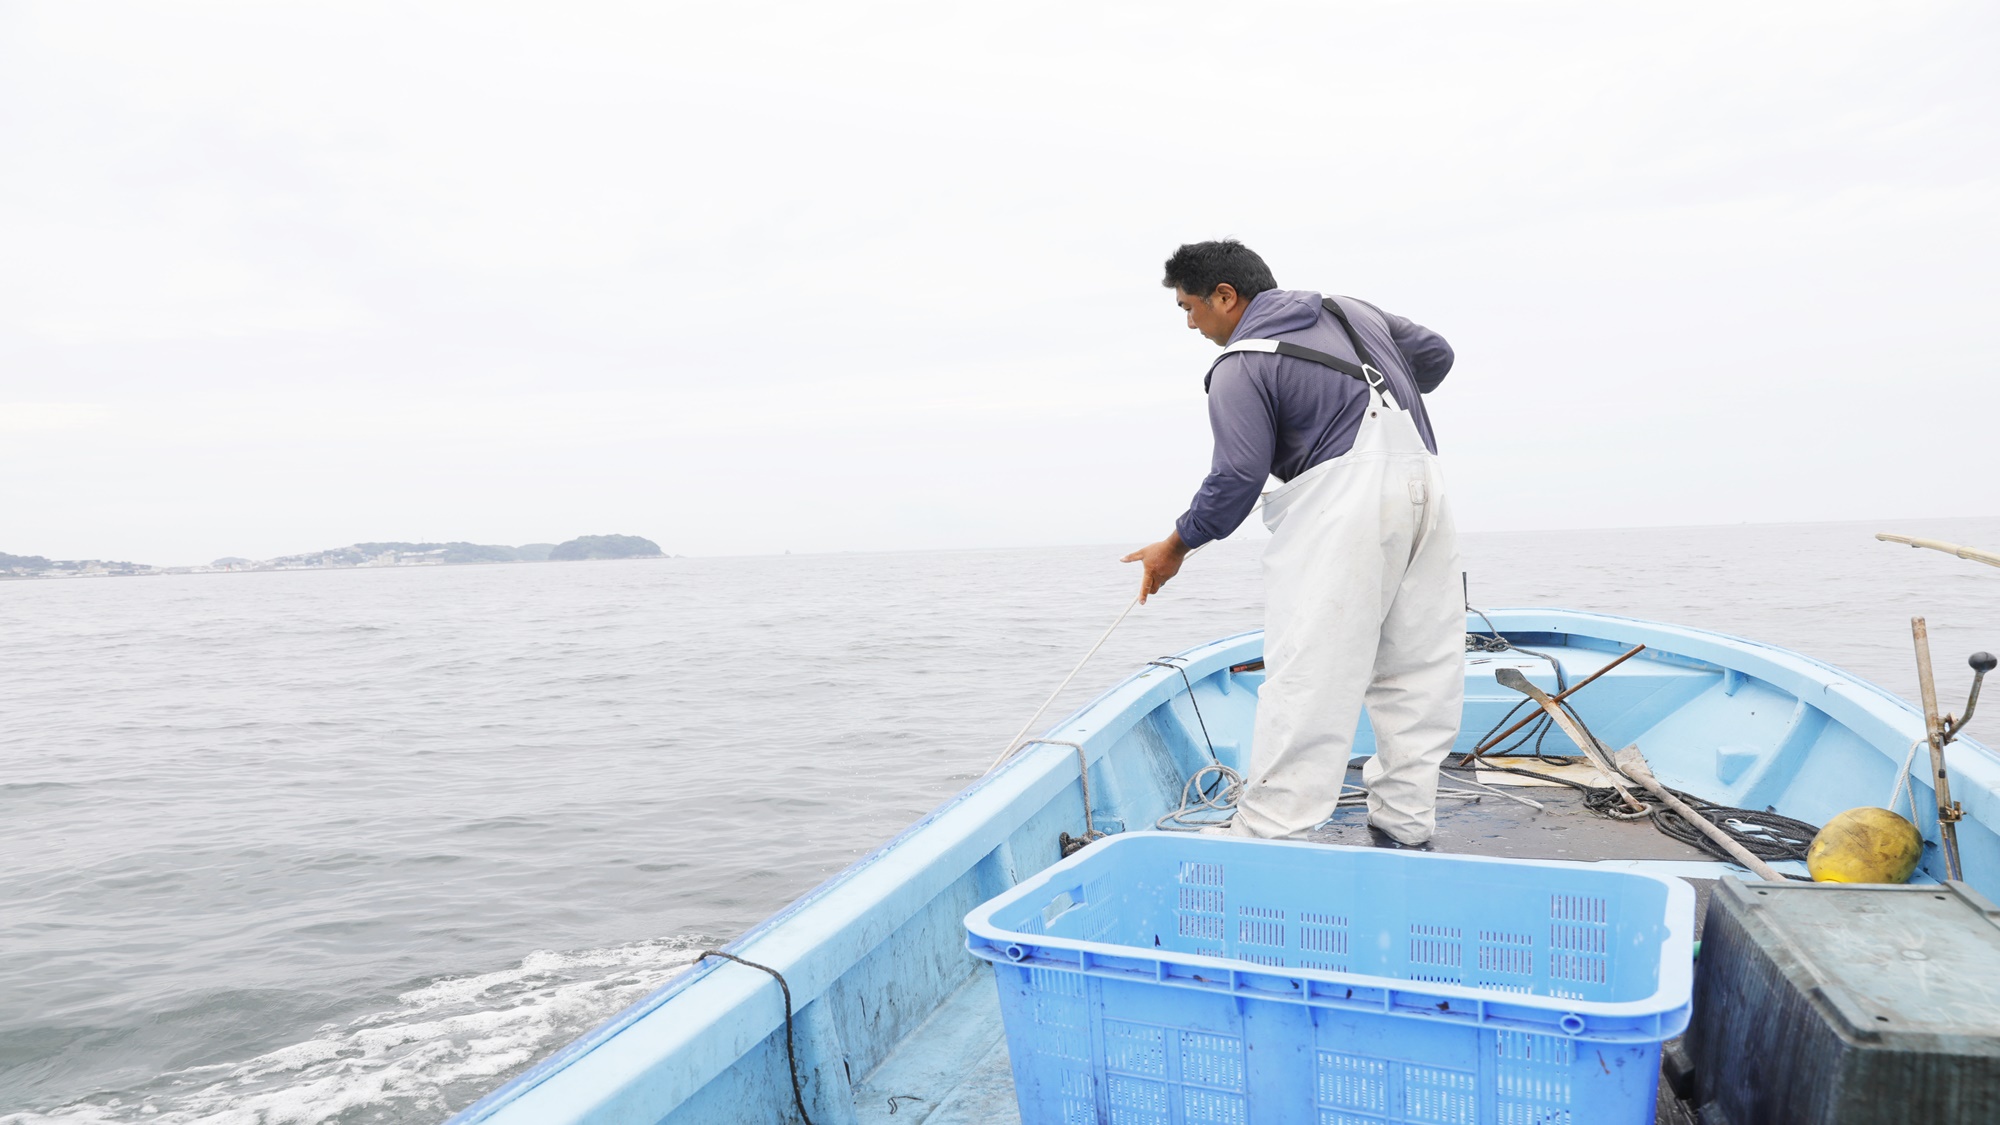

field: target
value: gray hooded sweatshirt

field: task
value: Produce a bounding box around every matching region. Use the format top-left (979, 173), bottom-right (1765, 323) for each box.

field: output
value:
top-left (1174, 288), bottom-right (1454, 550)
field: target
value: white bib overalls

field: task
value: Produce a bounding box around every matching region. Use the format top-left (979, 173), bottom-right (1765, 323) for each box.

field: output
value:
top-left (1221, 310), bottom-right (1465, 844)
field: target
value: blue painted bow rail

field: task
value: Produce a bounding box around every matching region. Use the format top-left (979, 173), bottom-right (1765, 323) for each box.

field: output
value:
top-left (446, 609), bottom-right (2000, 1124)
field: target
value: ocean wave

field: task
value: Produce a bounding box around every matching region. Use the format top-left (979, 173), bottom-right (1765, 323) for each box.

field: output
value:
top-left (1, 938), bottom-right (705, 1125)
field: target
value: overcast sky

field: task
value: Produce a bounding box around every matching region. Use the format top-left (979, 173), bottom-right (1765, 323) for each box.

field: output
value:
top-left (3, 1), bottom-right (1995, 565)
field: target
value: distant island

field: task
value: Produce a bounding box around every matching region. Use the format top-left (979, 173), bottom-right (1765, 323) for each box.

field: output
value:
top-left (0, 534), bottom-right (665, 580)
top-left (547, 534), bottom-right (663, 561)
top-left (0, 551), bottom-right (155, 579)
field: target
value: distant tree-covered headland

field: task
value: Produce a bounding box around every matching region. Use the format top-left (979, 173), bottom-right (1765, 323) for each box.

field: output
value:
top-left (548, 534), bottom-right (663, 561)
top-left (1, 534), bottom-right (667, 579)
top-left (0, 551), bottom-right (154, 579)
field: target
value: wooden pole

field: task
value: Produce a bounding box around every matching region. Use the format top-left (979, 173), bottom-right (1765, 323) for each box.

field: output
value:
top-left (1876, 533), bottom-right (2000, 569)
top-left (1613, 747), bottom-right (1786, 882)
top-left (1912, 616), bottom-right (1965, 881)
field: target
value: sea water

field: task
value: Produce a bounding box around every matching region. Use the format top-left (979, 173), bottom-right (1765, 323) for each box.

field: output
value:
top-left (3, 518), bottom-right (1997, 1124)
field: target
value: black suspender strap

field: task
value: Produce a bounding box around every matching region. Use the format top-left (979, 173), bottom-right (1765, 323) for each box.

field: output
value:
top-left (1266, 340), bottom-right (1374, 384)
top-left (1319, 296), bottom-right (1384, 374)
top-left (1205, 296), bottom-right (1396, 405)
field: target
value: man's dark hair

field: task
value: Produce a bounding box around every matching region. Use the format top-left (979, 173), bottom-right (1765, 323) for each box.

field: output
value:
top-left (1162, 239), bottom-right (1278, 300)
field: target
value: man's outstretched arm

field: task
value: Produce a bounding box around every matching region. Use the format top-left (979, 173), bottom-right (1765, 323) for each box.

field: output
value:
top-left (1123, 358), bottom-right (1274, 602)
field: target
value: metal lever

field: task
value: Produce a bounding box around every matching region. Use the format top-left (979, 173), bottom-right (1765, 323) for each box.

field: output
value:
top-left (1950, 652), bottom-right (1996, 739)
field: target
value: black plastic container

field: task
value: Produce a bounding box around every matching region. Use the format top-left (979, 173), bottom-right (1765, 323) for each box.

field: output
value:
top-left (1684, 878), bottom-right (2000, 1124)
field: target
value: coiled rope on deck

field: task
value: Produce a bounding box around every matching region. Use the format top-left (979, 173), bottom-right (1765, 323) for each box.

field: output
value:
top-left (1154, 764), bottom-right (1537, 832)
top-left (1445, 760), bottom-right (1819, 865)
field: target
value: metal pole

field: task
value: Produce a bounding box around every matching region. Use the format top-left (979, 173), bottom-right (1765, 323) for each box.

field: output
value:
top-left (1913, 616), bottom-right (1964, 881)
top-left (1460, 644), bottom-right (1647, 764)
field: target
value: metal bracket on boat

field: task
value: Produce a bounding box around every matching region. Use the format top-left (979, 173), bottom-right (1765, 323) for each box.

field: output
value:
top-left (1456, 644), bottom-right (1646, 769)
top-left (1910, 620), bottom-right (1991, 881)
top-left (1019, 739), bottom-right (1106, 856)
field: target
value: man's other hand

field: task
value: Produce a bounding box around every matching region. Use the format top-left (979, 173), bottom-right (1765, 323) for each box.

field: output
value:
top-left (1121, 532), bottom-right (1191, 604)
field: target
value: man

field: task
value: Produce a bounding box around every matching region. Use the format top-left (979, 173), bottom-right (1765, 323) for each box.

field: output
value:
top-left (1122, 240), bottom-right (1462, 846)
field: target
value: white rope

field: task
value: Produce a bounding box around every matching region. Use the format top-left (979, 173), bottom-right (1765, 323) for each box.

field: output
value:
top-left (1445, 771), bottom-right (1548, 811)
top-left (986, 593), bottom-right (1142, 773)
top-left (1156, 763), bottom-right (1244, 831)
top-left (985, 500), bottom-right (1265, 776)
top-left (1015, 739), bottom-right (1105, 849)
top-left (1156, 771), bottom-right (1493, 833)
top-left (1888, 737), bottom-right (1926, 818)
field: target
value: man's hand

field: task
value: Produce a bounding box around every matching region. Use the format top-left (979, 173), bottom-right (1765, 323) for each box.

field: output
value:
top-left (1121, 531), bottom-right (1191, 604)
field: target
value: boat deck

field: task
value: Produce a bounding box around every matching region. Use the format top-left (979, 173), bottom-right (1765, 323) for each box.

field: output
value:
top-left (852, 973), bottom-right (1016, 1124)
top-left (1314, 758), bottom-right (1736, 865)
top-left (850, 759), bottom-right (1765, 1123)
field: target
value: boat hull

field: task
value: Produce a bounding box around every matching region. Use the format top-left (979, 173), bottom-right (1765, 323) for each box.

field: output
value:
top-left (447, 609), bottom-right (1999, 1124)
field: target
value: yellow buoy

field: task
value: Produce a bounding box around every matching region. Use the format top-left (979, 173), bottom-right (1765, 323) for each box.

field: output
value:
top-left (1806, 807), bottom-right (1925, 884)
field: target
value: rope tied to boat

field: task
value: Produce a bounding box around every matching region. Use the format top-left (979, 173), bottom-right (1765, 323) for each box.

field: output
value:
top-left (1888, 737), bottom-right (1928, 819)
top-left (1146, 657), bottom-right (1220, 767)
top-left (693, 950), bottom-right (816, 1125)
top-left (986, 522), bottom-right (1260, 775)
top-left (1016, 739), bottom-right (1106, 856)
top-left (986, 595), bottom-right (1142, 774)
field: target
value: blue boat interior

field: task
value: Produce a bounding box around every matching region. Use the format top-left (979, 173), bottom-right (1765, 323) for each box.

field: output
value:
top-left (449, 609), bottom-right (2000, 1125)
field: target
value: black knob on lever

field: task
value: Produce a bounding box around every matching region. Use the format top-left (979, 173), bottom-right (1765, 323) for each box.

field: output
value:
top-left (1955, 652), bottom-right (1994, 737)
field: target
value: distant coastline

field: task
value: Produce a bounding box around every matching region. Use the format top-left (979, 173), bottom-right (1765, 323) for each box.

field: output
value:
top-left (0, 534), bottom-right (665, 580)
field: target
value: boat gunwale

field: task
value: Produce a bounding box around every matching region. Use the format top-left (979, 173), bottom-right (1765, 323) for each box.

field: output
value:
top-left (1477, 610), bottom-right (1999, 814)
top-left (446, 629), bottom-right (1263, 1124)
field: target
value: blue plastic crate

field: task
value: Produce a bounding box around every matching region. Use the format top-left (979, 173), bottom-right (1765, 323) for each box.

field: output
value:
top-left (965, 832), bottom-right (1695, 1125)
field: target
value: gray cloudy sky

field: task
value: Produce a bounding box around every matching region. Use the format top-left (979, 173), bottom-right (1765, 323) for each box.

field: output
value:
top-left (3, 1), bottom-right (1995, 565)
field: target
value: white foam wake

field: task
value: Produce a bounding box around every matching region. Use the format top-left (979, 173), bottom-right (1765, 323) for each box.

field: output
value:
top-left (2, 938), bottom-right (707, 1125)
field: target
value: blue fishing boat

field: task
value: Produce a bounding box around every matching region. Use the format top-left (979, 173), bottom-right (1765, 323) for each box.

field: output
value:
top-left (445, 608), bottom-right (2000, 1124)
